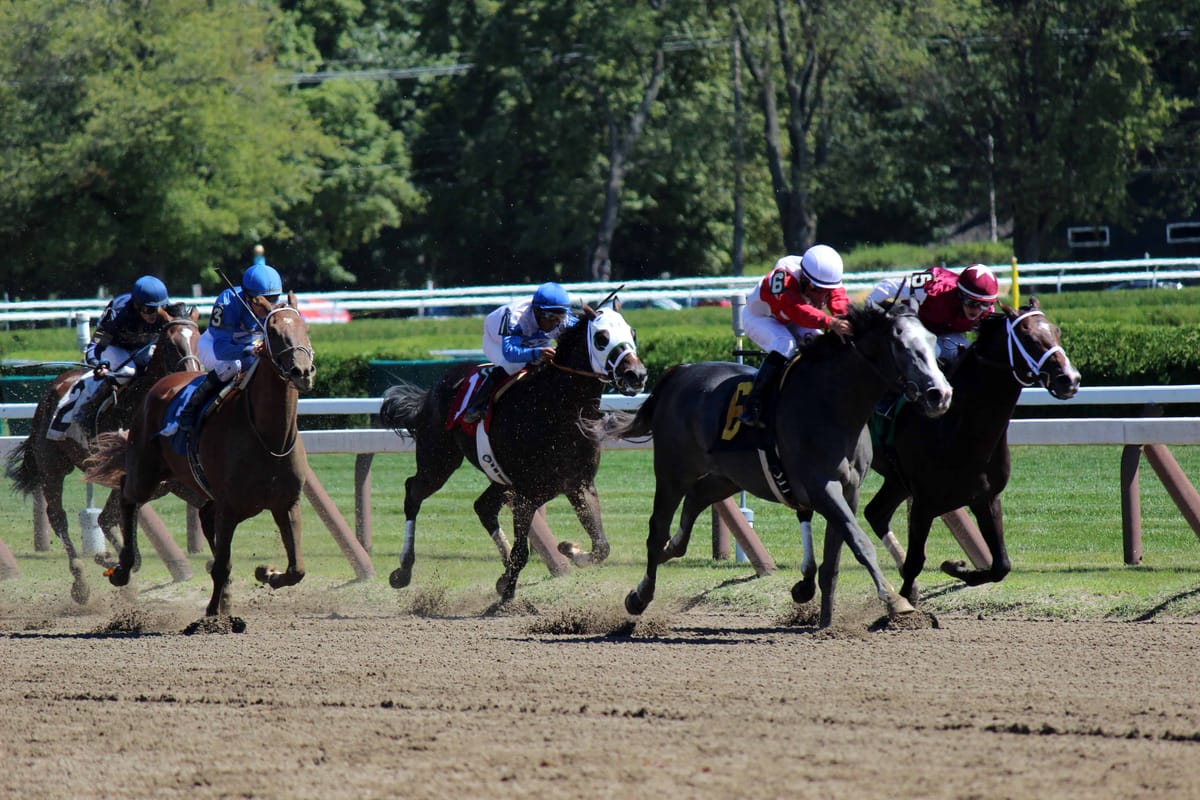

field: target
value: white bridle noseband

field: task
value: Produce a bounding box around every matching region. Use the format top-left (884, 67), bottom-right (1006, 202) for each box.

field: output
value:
top-left (1006, 309), bottom-right (1067, 387)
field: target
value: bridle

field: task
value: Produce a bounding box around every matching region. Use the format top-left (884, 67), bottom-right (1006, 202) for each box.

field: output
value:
top-left (243, 306), bottom-right (313, 457)
top-left (260, 306), bottom-right (315, 384)
top-left (1005, 309), bottom-right (1067, 388)
top-left (162, 318), bottom-right (203, 372)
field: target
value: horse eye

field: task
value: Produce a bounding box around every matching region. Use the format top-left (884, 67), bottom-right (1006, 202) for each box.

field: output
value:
top-left (593, 330), bottom-right (610, 349)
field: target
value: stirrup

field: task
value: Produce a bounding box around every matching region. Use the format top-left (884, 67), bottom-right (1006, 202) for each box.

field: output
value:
top-left (738, 405), bottom-right (765, 429)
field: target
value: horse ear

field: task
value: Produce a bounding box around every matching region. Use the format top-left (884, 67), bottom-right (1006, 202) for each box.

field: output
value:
top-left (287, 290), bottom-right (298, 308)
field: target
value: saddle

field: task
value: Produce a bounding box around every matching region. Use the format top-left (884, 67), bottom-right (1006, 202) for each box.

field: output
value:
top-left (709, 372), bottom-right (799, 508)
top-left (446, 366), bottom-right (525, 433)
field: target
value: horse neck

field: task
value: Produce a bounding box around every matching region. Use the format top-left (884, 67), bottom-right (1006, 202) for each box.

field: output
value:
top-left (540, 349), bottom-right (605, 416)
top-left (801, 347), bottom-right (888, 429)
top-left (245, 362), bottom-right (299, 450)
top-left (943, 346), bottom-right (1024, 445)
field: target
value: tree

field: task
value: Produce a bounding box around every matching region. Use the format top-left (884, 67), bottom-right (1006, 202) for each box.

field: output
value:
top-left (922, 0), bottom-right (1178, 261)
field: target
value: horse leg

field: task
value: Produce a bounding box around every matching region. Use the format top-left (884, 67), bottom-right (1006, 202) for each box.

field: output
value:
top-left (495, 496), bottom-right (538, 601)
top-left (473, 483), bottom-right (512, 564)
top-left (392, 445), bottom-right (464, 589)
top-left (94, 489), bottom-right (126, 570)
top-left (817, 481), bottom-right (914, 621)
top-left (792, 509), bottom-right (818, 604)
top-left (942, 494), bottom-right (1011, 586)
top-left (256, 501), bottom-right (306, 590)
top-left (558, 481), bottom-right (609, 567)
top-left (814, 520), bottom-right (844, 628)
top-left (42, 477), bottom-right (90, 604)
top-left (662, 476), bottom-right (736, 561)
top-left (205, 510), bottom-right (236, 619)
top-left (106, 478), bottom-right (141, 589)
top-left (898, 502), bottom-right (936, 603)
top-left (626, 483), bottom-right (685, 615)
top-left (864, 478), bottom-right (911, 571)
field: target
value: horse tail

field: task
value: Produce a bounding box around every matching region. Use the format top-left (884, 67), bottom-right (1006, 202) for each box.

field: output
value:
top-left (380, 382), bottom-right (429, 436)
top-left (604, 368), bottom-right (682, 441)
top-left (4, 438), bottom-right (40, 498)
top-left (82, 431), bottom-right (129, 490)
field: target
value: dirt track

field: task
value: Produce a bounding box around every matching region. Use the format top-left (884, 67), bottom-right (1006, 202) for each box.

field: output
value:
top-left (3, 584), bottom-right (1199, 800)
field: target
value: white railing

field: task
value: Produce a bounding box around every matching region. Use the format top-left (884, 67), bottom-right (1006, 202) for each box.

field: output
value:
top-left (4, 256), bottom-right (1200, 324)
top-left (2, 384), bottom-right (1199, 423)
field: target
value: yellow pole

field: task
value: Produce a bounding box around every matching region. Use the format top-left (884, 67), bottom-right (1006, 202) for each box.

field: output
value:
top-left (1010, 256), bottom-right (1020, 307)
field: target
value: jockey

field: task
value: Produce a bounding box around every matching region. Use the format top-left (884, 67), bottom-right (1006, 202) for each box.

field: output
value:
top-left (163, 245), bottom-right (283, 437)
top-left (867, 263), bottom-right (1000, 368)
top-left (738, 245), bottom-right (852, 429)
top-left (50, 275), bottom-right (174, 440)
top-left (462, 281), bottom-right (575, 423)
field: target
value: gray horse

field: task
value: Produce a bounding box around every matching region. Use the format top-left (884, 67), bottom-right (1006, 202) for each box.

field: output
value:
top-left (608, 301), bottom-right (952, 627)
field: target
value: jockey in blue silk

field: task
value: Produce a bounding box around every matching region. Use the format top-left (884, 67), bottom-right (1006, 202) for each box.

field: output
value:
top-left (49, 275), bottom-right (174, 441)
top-left (462, 281), bottom-right (575, 423)
top-left (162, 245), bottom-right (284, 437)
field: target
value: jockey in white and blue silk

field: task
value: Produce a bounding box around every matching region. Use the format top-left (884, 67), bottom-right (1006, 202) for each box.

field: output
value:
top-left (463, 282), bottom-right (576, 423)
top-left (162, 245), bottom-right (284, 437)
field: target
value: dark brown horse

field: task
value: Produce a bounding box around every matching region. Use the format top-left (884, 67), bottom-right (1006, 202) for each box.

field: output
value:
top-left (85, 294), bottom-right (315, 630)
top-left (5, 304), bottom-right (201, 603)
top-left (607, 301), bottom-right (953, 627)
top-left (379, 305), bottom-right (648, 601)
top-left (863, 297), bottom-right (1081, 602)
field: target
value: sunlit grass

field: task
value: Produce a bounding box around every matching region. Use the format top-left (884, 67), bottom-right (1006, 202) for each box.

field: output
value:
top-left (3, 445), bottom-right (1199, 622)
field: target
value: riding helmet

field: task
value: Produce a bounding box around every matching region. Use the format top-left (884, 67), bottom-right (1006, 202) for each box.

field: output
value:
top-left (242, 245), bottom-right (283, 297)
top-left (532, 282), bottom-right (570, 312)
top-left (131, 275), bottom-right (171, 308)
top-left (958, 264), bottom-right (1000, 302)
top-left (799, 244), bottom-right (844, 289)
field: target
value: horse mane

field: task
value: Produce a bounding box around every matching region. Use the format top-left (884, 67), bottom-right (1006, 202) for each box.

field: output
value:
top-left (793, 302), bottom-right (890, 362)
top-left (554, 304), bottom-right (597, 359)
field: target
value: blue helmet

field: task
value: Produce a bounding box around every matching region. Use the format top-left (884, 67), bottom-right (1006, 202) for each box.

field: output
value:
top-left (242, 248), bottom-right (282, 297)
top-left (131, 275), bottom-right (170, 308)
top-left (532, 282), bottom-right (570, 312)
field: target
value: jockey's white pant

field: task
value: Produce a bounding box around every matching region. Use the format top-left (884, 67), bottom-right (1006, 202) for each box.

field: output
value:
top-left (741, 308), bottom-right (820, 358)
top-left (198, 334), bottom-right (243, 382)
top-left (54, 345), bottom-right (138, 426)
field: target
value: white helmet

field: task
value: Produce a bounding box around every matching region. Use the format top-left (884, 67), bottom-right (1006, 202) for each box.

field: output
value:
top-left (799, 244), bottom-right (844, 289)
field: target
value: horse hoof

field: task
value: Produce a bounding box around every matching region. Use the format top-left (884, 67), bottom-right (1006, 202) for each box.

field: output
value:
top-left (888, 594), bottom-right (916, 617)
top-left (624, 590), bottom-right (647, 616)
top-left (389, 567), bottom-right (412, 589)
top-left (230, 616), bottom-right (247, 634)
top-left (106, 566), bottom-right (130, 587)
top-left (70, 580), bottom-right (91, 606)
top-left (495, 574), bottom-right (516, 599)
top-left (791, 579), bottom-right (816, 604)
top-left (254, 566), bottom-right (270, 584)
top-left (940, 559), bottom-right (970, 580)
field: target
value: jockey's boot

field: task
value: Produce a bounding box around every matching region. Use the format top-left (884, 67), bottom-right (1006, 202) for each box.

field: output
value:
top-left (738, 351), bottom-right (787, 430)
top-left (462, 367), bottom-right (502, 424)
top-left (74, 377), bottom-right (116, 439)
top-left (170, 371), bottom-right (223, 438)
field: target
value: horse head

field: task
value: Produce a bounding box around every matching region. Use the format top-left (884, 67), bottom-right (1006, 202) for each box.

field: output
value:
top-left (1000, 297), bottom-right (1080, 399)
top-left (263, 292), bottom-right (316, 392)
top-left (861, 300), bottom-right (952, 417)
top-left (147, 303), bottom-right (202, 377)
top-left (558, 305), bottom-right (648, 396)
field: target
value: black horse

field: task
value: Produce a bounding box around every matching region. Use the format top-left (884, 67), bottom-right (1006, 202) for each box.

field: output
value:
top-left (608, 301), bottom-right (953, 627)
top-left (863, 297), bottom-right (1080, 602)
top-left (380, 305), bottom-right (648, 601)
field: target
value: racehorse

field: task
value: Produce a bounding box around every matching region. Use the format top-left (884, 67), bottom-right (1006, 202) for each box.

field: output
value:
top-left (607, 301), bottom-right (953, 628)
top-left (85, 295), bottom-right (315, 630)
top-left (4, 303), bottom-right (201, 604)
top-left (379, 305), bottom-right (647, 601)
top-left (863, 297), bottom-right (1080, 602)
